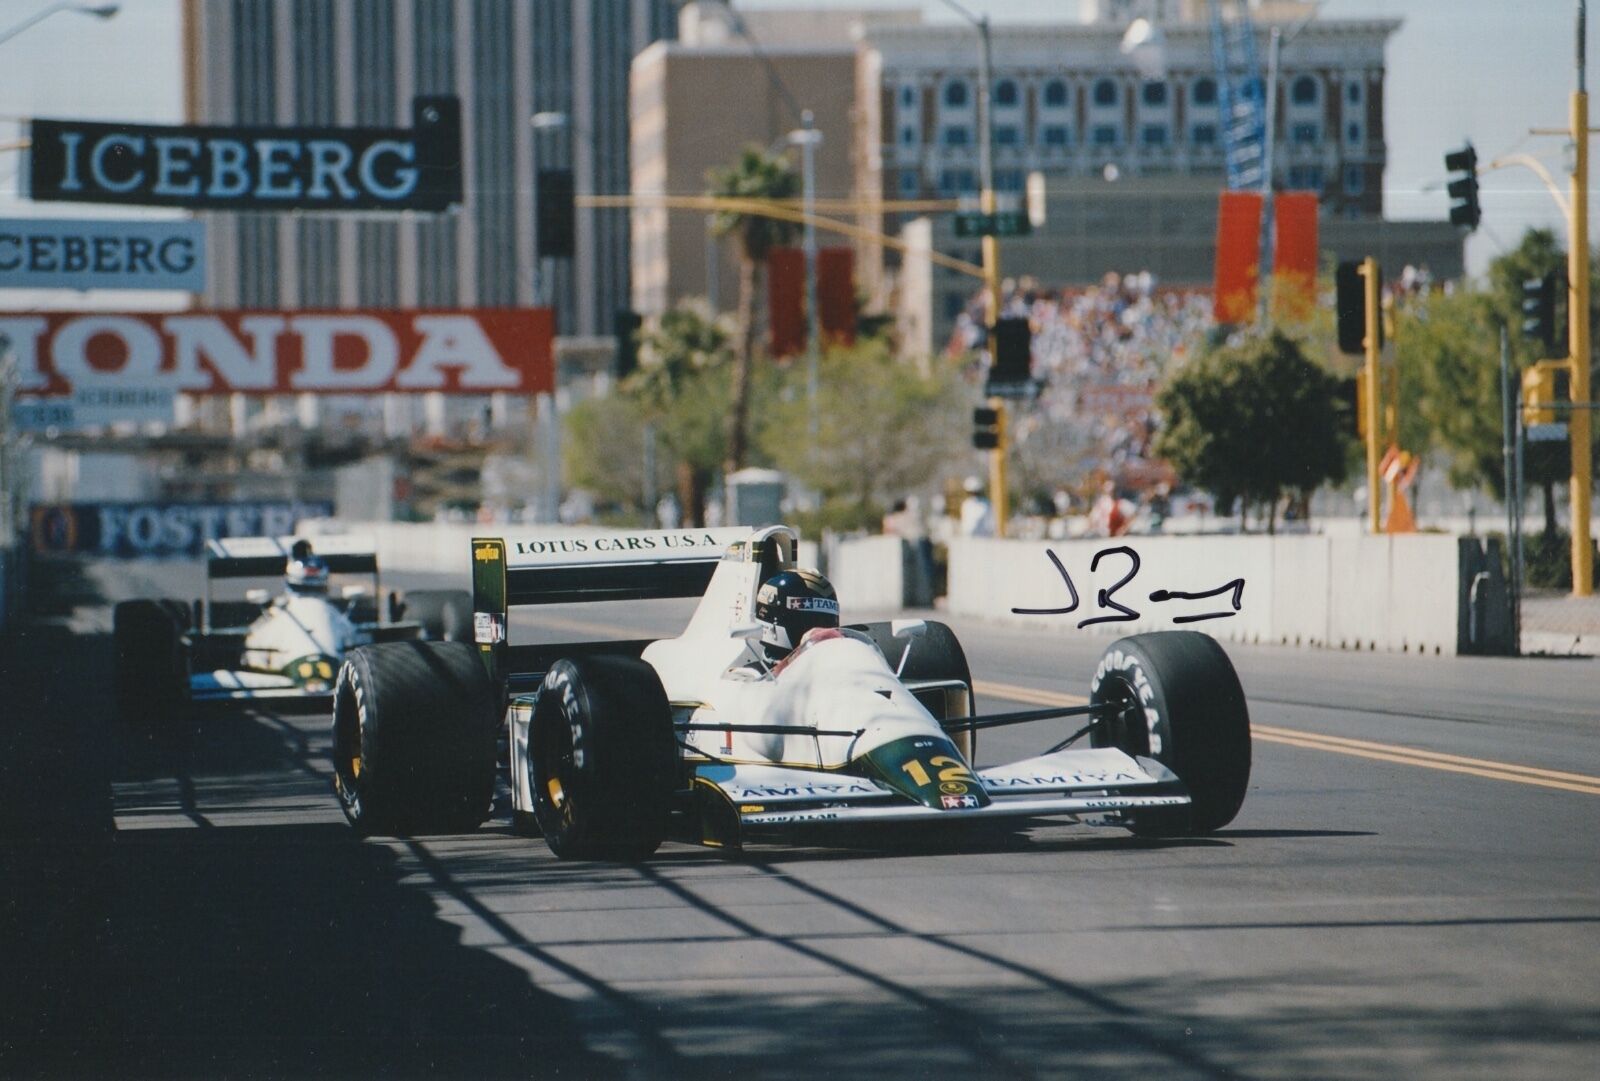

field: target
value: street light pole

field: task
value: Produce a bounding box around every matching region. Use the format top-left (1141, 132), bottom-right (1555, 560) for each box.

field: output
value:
top-left (1256, 25), bottom-right (1281, 324)
top-left (0, 1), bottom-right (118, 47)
top-left (791, 110), bottom-right (823, 440)
top-left (1569, 0), bottom-right (1593, 595)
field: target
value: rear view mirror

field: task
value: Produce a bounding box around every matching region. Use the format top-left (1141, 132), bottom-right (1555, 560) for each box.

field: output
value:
top-left (891, 619), bottom-right (927, 639)
top-left (245, 588), bottom-right (270, 606)
top-left (730, 622), bottom-right (764, 641)
top-left (341, 584), bottom-right (369, 599)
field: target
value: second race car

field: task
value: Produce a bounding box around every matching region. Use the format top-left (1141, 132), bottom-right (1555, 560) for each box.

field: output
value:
top-left (113, 534), bottom-right (472, 725)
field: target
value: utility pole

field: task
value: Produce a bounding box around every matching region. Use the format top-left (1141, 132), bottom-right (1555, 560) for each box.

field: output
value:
top-left (974, 13), bottom-right (1008, 537)
top-left (1569, 0), bottom-right (1593, 595)
top-left (1360, 256), bottom-right (1382, 533)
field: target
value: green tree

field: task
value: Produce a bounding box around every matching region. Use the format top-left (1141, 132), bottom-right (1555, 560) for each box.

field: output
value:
top-left (1396, 228), bottom-right (1594, 537)
top-left (757, 339), bottom-right (969, 532)
top-left (707, 146), bottom-right (800, 476)
top-left (628, 302), bottom-right (739, 527)
top-left (1155, 329), bottom-right (1348, 532)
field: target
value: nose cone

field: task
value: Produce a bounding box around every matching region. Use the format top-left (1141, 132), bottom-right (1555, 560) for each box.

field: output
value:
top-left (862, 735), bottom-right (990, 811)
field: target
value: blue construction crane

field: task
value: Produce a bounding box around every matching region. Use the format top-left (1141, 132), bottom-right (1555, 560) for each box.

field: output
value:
top-left (1209, 0), bottom-right (1268, 191)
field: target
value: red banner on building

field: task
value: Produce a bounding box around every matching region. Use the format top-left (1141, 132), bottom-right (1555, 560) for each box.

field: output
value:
top-left (1213, 191), bottom-right (1263, 324)
top-left (1272, 190), bottom-right (1319, 322)
top-left (818, 247), bottom-right (856, 347)
top-left (767, 247), bottom-right (805, 360)
top-left (4, 308), bottom-right (554, 396)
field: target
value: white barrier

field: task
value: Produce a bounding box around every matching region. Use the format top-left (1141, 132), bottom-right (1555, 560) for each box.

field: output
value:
top-left (947, 534), bottom-right (1463, 655)
top-left (826, 534), bottom-right (906, 612)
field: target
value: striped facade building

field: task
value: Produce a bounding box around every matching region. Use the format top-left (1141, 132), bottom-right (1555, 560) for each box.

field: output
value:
top-left (182, 0), bottom-right (673, 431)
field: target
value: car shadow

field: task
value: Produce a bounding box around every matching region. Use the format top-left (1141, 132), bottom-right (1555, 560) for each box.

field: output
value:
top-left (0, 620), bottom-right (622, 1079)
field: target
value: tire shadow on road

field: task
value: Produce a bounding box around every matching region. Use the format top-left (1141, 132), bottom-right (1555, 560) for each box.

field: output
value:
top-left (0, 621), bottom-right (622, 1080)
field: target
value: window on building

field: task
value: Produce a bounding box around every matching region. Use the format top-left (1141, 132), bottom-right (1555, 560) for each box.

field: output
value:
top-left (1345, 165), bottom-right (1364, 195)
top-left (995, 126), bottom-right (1020, 146)
top-left (996, 169), bottom-right (1024, 192)
top-left (943, 125), bottom-right (970, 146)
top-left (1241, 76), bottom-right (1262, 103)
top-left (944, 79), bottom-right (968, 107)
top-left (1191, 123), bottom-right (1216, 145)
top-left (1043, 125), bottom-right (1070, 146)
top-left (1093, 124), bottom-right (1118, 146)
top-left (1288, 164), bottom-right (1324, 191)
top-left (1347, 81), bottom-right (1362, 104)
top-left (902, 85), bottom-right (917, 108)
top-left (1347, 122), bottom-right (1362, 145)
top-left (938, 169), bottom-right (977, 195)
top-left (1141, 81), bottom-right (1167, 107)
top-left (995, 79), bottom-right (1019, 107)
top-left (1192, 77), bottom-right (1217, 106)
top-left (1142, 124), bottom-right (1168, 146)
top-left (1093, 78), bottom-right (1118, 107)
top-left (900, 169), bottom-right (920, 196)
top-left (1044, 79), bottom-right (1068, 108)
top-left (1291, 75), bottom-right (1318, 105)
top-left (901, 126), bottom-right (917, 145)
top-left (1292, 122), bottom-right (1319, 144)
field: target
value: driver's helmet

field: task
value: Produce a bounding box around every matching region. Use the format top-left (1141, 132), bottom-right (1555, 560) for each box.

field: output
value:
top-left (753, 568), bottom-right (839, 661)
top-left (285, 553), bottom-right (330, 595)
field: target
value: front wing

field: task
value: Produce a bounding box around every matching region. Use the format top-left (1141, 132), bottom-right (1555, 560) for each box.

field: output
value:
top-left (692, 747), bottom-right (1188, 831)
top-left (191, 670), bottom-right (330, 701)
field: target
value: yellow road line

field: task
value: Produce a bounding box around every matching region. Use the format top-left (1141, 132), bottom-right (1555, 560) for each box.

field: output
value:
top-left (974, 680), bottom-right (1600, 797)
top-left (1251, 723), bottom-right (1600, 786)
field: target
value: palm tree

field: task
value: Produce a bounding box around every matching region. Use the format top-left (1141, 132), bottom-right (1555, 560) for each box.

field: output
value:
top-left (706, 146), bottom-right (800, 476)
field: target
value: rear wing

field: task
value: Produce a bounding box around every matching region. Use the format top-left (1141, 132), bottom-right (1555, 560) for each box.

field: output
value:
top-left (470, 527), bottom-right (789, 679)
top-left (205, 535), bottom-right (379, 579)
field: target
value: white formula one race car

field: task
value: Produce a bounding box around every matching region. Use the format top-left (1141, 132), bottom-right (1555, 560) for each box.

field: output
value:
top-left (112, 535), bottom-right (472, 726)
top-left (330, 526), bottom-right (1252, 856)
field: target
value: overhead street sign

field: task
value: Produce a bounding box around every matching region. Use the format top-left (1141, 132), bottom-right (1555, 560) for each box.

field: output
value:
top-left (953, 210), bottom-right (1032, 239)
top-left (0, 217), bottom-right (204, 291)
top-left (26, 97), bottom-right (462, 212)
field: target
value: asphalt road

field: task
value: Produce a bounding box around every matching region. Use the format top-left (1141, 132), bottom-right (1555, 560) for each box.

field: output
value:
top-left (3, 557), bottom-right (1597, 1080)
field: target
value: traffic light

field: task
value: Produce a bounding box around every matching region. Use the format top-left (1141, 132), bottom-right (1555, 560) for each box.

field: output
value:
top-left (1334, 369), bottom-right (1374, 439)
top-left (537, 168), bottom-right (575, 258)
top-left (988, 316), bottom-right (1032, 387)
top-left (1522, 359), bottom-right (1571, 426)
top-left (1335, 260), bottom-right (1381, 354)
top-left (1521, 273), bottom-right (1558, 355)
top-left (973, 406), bottom-right (1000, 450)
top-left (1444, 143), bottom-right (1480, 230)
top-left (613, 309), bottom-right (642, 380)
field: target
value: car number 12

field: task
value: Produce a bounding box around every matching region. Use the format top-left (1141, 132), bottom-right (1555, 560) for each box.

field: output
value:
top-left (902, 755), bottom-right (971, 787)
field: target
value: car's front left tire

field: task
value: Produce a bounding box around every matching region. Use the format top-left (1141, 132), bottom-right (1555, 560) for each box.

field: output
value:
top-left (332, 641), bottom-right (498, 835)
top-left (529, 655), bottom-right (676, 861)
top-left (1089, 631), bottom-right (1252, 836)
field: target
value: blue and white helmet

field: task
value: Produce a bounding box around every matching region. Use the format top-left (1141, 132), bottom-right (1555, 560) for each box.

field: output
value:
top-left (753, 568), bottom-right (839, 660)
top-left (285, 550), bottom-right (330, 594)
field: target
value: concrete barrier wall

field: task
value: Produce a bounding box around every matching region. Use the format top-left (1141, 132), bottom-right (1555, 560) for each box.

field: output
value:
top-left (947, 534), bottom-right (1462, 655)
top-left (827, 535), bottom-right (905, 612)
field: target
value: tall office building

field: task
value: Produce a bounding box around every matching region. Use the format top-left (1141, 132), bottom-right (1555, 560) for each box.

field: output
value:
top-left (184, 0), bottom-right (675, 344)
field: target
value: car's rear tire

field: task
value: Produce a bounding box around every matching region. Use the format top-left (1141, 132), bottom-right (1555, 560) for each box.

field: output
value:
top-left (403, 589), bottom-right (474, 641)
top-left (113, 599), bottom-right (188, 728)
top-left (1089, 631), bottom-right (1251, 836)
top-left (858, 620), bottom-right (977, 762)
top-left (530, 656), bottom-right (676, 861)
top-left (332, 641), bottom-right (499, 835)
